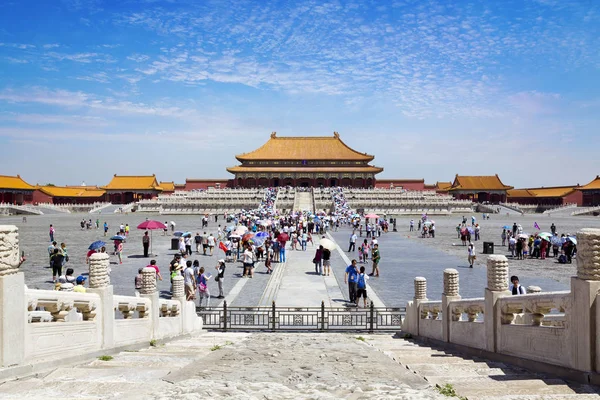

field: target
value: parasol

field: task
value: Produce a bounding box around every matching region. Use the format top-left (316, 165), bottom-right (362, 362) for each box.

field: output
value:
top-left (110, 235), bottom-right (126, 241)
top-left (538, 232), bottom-right (552, 242)
top-left (88, 240), bottom-right (106, 250)
top-left (137, 220), bottom-right (167, 256)
top-left (365, 213), bottom-right (379, 219)
top-left (320, 238), bottom-right (337, 250)
top-left (567, 236), bottom-right (577, 245)
top-left (277, 232), bottom-right (290, 242)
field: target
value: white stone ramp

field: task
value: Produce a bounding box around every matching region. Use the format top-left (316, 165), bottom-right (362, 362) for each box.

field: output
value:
top-left (365, 335), bottom-right (600, 400)
top-left (273, 236), bottom-right (345, 307)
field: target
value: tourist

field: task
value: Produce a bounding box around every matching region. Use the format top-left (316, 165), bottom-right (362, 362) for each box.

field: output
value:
top-left (540, 237), bottom-right (548, 260)
top-left (134, 268), bottom-right (143, 296)
top-left (509, 276), bottom-right (525, 295)
top-left (47, 241), bottom-right (57, 267)
top-left (551, 223), bottom-right (556, 235)
top-left (95, 219), bottom-right (100, 229)
top-left (74, 276), bottom-right (87, 293)
top-left (116, 240), bottom-right (123, 264)
top-left (474, 224), bottom-right (480, 241)
top-left (142, 231), bottom-right (150, 257)
top-left (512, 223), bottom-right (518, 237)
top-left (163, 221), bottom-right (169, 236)
top-left (178, 237), bottom-right (186, 255)
top-left (509, 236), bottom-right (516, 257)
top-left (170, 263), bottom-right (182, 289)
top-left (370, 243), bottom-right (381, 277)
top-left (501, 229), bottom-right (507, 246)
top-left (50, 248), bottom-right (64, 282)
top-left (49, 224), bottom-right (55, 242)
top-left (265, 246), bottom-right (273, 274)
top-left (147, 259), bottom-right (163, 281)
top-left (313, 245), bottom-right (323, 275)
top-left (103, 222), bottom-right (108, 236)
top-left (272, 238), bottom-right (280, 263)
top-left (516, 238), bottom-right (524, 260)
top-left (194, 232), bottom-right (202, 254)
top-left (125, 224), bottom-right (130, 236)
top-left (202, 232), bottom-right (208, 255)
top-left (322, 246), bottom-right (331, 276)
top-left (278, 235), bottom-right (287, 262)
top-left (183, 261), bottom-right (196, 300)
top-left (301, 231), bottom-right (308, 251)
top-left (197, 267), bottom-right (211, 308)
top-left (348, 231), bottom-right (357, 252)
top-left (356, 266), bottom-right (369, 308)
top-left (185, 235), bottom-right (193, 256)
top-left (207, 233), bottom-right (215, 256)
top-left (215, 260), bottom-right (225, 298)
top-left (58, 267), bottom-right (76, 284)
top-left (467, 243), bottom-right (475, 268)
top-left (242, 245), bottom-right (254, 278)
top-left (345, 259), bottom-right (359, 304)
top-left (410, 219), bottom-right (414, 232)
top-left (456, 224), bottom-right (461, 239)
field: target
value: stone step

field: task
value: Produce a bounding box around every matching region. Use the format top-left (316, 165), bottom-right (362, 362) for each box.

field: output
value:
top-left (42, 365), bottom-right (173, 383)
top-left (407, 361), bottom-right (528, 377)
top-left (88, 352), bottom-right (197, 369)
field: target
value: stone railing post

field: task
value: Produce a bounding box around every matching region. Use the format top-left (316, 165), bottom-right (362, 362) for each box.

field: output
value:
top-left (0, 225), bottom-right (25, 367)
top-left (171, 275), bottom-right (189, 334)
top-left (570, 229), bottom-right (600, 372)
top-left (442, 269), bottom-right (461, 342)
top-left (87, 252), bottom-right (113, 349)
top-left (485, 255), bottom-right (510, 352)
top-left (403, 277), bottom-right (427, 336)
top-left (140, 267), bottom-right (159, 338)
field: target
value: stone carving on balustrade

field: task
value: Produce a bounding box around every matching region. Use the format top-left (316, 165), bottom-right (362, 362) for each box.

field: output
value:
top-left (576, 228), bottom-right (600, 280)
top-left (140, 267), bottom-right (157, 295)
top-left (160, 300), bottom-right (180, 317)
top-left (117, 301), bottom-right (137, 319)
top-left (74, 299), bottom-right (97, 321)
top-left (420, 303), bottom-right (441, 320)
top-left (0, 225), bottom-right (20, 276)
top-left (450, 300), bottom-right (485, 322)
top-left (443, 269), bottom-right (459, 296)
top-left (172, 275), bottom-right (184, 298)
top-left (487, 255), bottom-right (509, 291)
top-left (414, 277), bottom-right (427, 300)
top-left (500, 294), bottom-right (569, 326)
top-left (43, 299), bottom-right (74, 322)
top-left (89, 253), bottom-right (110, 288)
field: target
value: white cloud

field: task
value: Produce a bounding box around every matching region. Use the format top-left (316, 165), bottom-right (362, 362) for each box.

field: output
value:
top-left (127, 53), bottom-right (150, 62)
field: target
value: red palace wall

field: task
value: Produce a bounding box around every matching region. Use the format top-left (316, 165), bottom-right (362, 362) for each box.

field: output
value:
top-left (564, 190), bottom-right (583, 206)
top-left (184, 179), bottom-right (233, 190)
top-left (32, 190), bottom-right (53, 204)
top-left (374, 179), bottom-right (429, 191)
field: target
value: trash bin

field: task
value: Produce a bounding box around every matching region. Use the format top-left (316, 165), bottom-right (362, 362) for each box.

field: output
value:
top-left (483, 241), bottom-right (494, 254)
top-left (171, 238), bottom-right (179, 250)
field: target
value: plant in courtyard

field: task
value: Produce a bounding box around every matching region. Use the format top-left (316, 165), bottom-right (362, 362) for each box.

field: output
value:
top-left (98, 355), bottom-right (113, 361)
top-left (210, 344), bottom-right (222, 351)
top-left (150, 339), bottom-right (158, 347)
top-left (436, 383), bottom-right (466, 399)
top-left (355, 336), bottom-right (366, 342)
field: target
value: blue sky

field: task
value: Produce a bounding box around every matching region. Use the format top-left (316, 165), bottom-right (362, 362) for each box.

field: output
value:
top-left (0, 0), bottom-right (598, 187)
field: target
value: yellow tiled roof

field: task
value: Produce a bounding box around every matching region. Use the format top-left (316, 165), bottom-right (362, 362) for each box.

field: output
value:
top-left (236, 132), bottom-right (374, 161)
top-left (226, 166), bottom-right (384, 173)
top-left (102, 175), bottom-right (162, 191)
top-left (580, 176), bottom-right (600, 190)
top-left (436, 181), bottom-right (453, 191)
top-left (39, 186), bottom-right (106, 197)
top-left (449, 175), bottom-right (513, 191)
top-left (0, 175), bottom-right (35, 190)
top-left (508, 186), bottom-right (578, 198)
top-left (159, 181), bottom-right (175, 191)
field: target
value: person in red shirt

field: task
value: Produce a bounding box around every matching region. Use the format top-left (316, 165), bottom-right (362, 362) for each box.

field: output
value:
top-left (146, 259), bottom-right (163, 281)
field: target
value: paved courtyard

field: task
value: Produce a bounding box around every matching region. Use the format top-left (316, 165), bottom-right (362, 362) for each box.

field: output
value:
top-left (2, 211), bottom-right (592, 307)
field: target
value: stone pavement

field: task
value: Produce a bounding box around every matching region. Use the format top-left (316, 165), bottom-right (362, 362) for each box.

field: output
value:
top-left (327, 227), bottom-right (568, 306)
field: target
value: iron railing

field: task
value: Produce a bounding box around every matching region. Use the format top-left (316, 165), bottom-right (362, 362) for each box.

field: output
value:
top-left (197, 301), bottom-right (405, 333)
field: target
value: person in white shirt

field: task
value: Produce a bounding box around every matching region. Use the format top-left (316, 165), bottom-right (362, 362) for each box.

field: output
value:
top-left (184, 261), bottom-right (196, 301)
top-left (242, 245), bottom-right (254, 278)
top-left (348, 232), bottom-right (357, 252)
top-left (207, 234), bottom-right (216, 256)
top-left (468, 243), bottom-right (475, 268)
top-left (509, 276), bottom-right (526, 295)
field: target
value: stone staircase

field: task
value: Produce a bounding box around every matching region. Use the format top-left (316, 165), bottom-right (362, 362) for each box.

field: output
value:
top-left (366, 335), bottom-right (600, 400)
top-left (293, 191), bottom-right (313, 213)
top-left (0, 332), bottom-right (251, 399)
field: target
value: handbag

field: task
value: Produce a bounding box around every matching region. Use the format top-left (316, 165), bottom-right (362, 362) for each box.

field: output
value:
top-left (198, 282), bottom-right (207, 292)
top-left (215, 275), bottom-right (220, 282)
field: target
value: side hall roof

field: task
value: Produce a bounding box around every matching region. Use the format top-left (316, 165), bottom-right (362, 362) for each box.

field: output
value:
top-left (102, 175), bottom-right (163, 191)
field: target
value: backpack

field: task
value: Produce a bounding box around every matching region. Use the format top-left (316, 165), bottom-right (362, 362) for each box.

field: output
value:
top-left (558, 255), bottom-right (567, 264)
top-left (357, 273), bottom-right (366, 289)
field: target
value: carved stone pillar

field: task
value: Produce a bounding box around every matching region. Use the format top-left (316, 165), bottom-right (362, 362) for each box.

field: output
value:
top-left (570, 228), bottom-right (600, 372)
top-left (140, 267), bottom-right (159, 338)
top-left (172, 275), bottom-right (184, 299)
top-left (0, 225), bottom-right (25, 367)
top-left (442, 269), bottom-right (461, 342)
top-left (87, 252), bottom-right (114, 349)
top-left (414, 277), bottom-right (427, 301)
top-left (485, 255), bottom-right (510, 352)
top-left (404, 277), bottom-right (427, 336)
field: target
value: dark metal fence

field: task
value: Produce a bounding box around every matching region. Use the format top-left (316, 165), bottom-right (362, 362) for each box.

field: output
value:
top-left (197, 301), bottom-right (405, 333)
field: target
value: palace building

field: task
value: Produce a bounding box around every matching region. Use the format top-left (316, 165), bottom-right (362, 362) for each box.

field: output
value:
top-left (101, 175), bottom-right (163, 204)
top-left (447, 174), bottom-right (513, 203)
top-left (226, 132), bottom-right (383, 188)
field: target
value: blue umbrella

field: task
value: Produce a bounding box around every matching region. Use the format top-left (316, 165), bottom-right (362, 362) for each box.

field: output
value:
top-left (550, 236), bottom-right (562, 246)
top-left (502, 225), bottom-right (511, 230)
top-left (226, 225), bottom-right (235, 232)
top-left (173, 231), bottom-right (191, 238)
top-left (110, 235), bottom-right (126, 241)
top-left (89, 240), bottom-right (106, 250)
top-left (567, 236), bottom-right (577, 245)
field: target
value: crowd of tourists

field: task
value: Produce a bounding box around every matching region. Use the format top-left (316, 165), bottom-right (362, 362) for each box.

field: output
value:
top-left (501, 222), bottom-right (577, 264)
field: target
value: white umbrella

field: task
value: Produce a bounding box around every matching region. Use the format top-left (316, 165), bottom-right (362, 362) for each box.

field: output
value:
top-left (320, 238), bottom-right (337, 251)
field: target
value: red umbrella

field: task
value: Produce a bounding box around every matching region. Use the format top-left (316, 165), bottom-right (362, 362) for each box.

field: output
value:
top-left (137, 220), bottom-right (167, 255)
top-left (242, 233), bottom-right (254, 242)
top-left (277, 232), bottom-right (289, 242)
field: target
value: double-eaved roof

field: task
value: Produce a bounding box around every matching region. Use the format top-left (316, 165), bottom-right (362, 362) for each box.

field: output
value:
top-left (449, 175), bottom-right (513, 191)
top-left (235, 132), bottom-right (374, 161)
